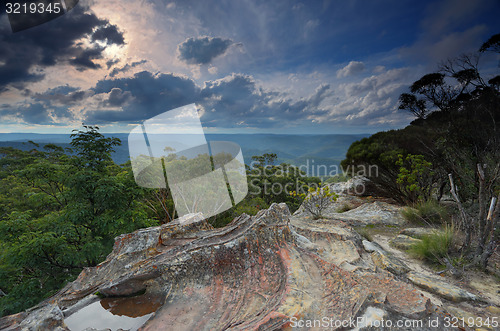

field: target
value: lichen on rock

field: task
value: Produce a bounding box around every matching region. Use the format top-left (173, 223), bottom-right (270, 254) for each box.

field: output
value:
top-left (0, 203), bottom-right (463, 330)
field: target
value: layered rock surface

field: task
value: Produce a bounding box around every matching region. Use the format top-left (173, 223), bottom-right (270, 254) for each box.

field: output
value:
top-left (0, 202), bottom-right (482, 330)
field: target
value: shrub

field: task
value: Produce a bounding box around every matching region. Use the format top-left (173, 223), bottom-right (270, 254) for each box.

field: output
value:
top-left (409, 225), bottom-right (454, 264)
top-left (402, 200), bottom-right (449, 225)
top-left (396, 153), bottom-right (434, 203)
top-left (292, 186), bottom-right (338, 219)
top-left (401, 207), bottom-right (420, 224)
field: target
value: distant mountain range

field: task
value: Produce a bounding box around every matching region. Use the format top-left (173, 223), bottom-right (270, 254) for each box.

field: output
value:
top-left (0, 133), bottom-right (369, 177)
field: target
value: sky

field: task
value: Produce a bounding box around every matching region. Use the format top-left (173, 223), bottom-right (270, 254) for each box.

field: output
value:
top-left (0, 0), bottom-right (499, 134)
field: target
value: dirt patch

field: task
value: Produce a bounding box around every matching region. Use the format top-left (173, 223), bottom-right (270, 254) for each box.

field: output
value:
top-left (466, 272), bottom-right (500, 306)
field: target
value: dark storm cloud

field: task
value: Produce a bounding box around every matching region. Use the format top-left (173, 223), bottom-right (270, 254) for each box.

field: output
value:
top-left (106, 88), bottom-right (133, 106)
top-left (199, 74), bottom-right (330, 128)
top-left (109, 60), bottom-right (147, 77)
top-left (4, 100), bottom-right (73, 125)
top-left (177, 36), bottom-right (234, 65)
top-left (0, 85), bottom-right (85, 125)
top-left (87, 71), bottom-right (200, 122)
top-left (106, 59), bottom-right (120, 69)
top-left (91, 25), bottom-right (125, 45)
top-left (70, 46), bottom-right (105, 70)
top-left (17, 103), bottom-right (52, 124)
top-left (0, 5), bottom-right (125, 92)
top-left (33, 85), bottom-right (87, 105)
top-left (85, 71), bottom-right (331, 128)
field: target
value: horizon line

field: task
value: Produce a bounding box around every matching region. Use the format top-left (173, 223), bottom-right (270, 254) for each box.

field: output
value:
top-left (0, 132), bottom-right (372, 136)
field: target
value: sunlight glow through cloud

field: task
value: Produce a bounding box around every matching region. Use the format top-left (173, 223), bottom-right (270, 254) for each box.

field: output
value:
top-left (0, 0), bottom-right (499, 133)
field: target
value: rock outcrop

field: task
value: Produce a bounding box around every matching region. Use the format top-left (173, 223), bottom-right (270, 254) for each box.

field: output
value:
top-left (329, 176), bottom-right (382, 197)
top-left (323, 201), bottom-right (407, 226)
top-left (2, 202), bottom-right (463, 331)
top-left (406, 272), bottom-right (477, 303)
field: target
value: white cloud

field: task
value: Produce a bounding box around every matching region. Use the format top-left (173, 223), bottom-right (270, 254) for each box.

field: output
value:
top-left (336, 61), bottom-right (365, 78)
top-left (177, 36), bottom-right (234, 65)
top-left (319, 67), bottom-right (414, 126)
top-left (208, 66), bottom-right (218, 75)
top-left (305, 19), bottom-right (320, 30)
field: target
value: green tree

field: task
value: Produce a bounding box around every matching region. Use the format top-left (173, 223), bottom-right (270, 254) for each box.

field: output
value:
top-left (344, 33), bottom-right (500, 269)
top-left (395, 154), bottom-right (434, 203)
top-left (70, 125), bottom-right (121, 171)
top-left (0, 126), bottom-right (156, 316)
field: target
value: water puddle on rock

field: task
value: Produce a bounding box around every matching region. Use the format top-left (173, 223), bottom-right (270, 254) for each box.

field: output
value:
top-left (64, 293), bottom-right (164, 331)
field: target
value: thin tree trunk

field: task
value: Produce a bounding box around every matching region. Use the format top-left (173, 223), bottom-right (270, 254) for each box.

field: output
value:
top-left (437, 180), bottom-right (446, 202)
top-left (476, 164), bottom-right (487, 256)
top-left (480, 194), bottom-right (499, 268)
top-left (448, 173), bottom-right (471, 247)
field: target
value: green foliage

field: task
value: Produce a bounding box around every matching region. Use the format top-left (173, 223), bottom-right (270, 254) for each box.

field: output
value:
top-left (343, 34), bottom-right (500, 205)
top-left (209, 197), bottom-right (266, 228)
top-left (409, 226), bottom-right (454, 264)
top-left (291, 186), bottom-right (338, 219)
top-left (402, 200), bottom-right (450, 225)
top-left (70, 125), bottom-right (121, 171)
top-left (0, 126), bottom-right (157, 316)
top-left (324, 174), bottom-right (349, 184)
top-left (341, 127), bottom-right (430, 203)
top-left (395, 154), bottom-right (434, 203)
top-left (208, 153), bottom-right (322, 228)
top-left (410, 73), bottom-right (445, 95)
top-left (247, 154), bottom-right (321, 212)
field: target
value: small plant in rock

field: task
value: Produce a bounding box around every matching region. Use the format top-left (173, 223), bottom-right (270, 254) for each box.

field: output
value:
top-left (402, 200), bottom-right (449, 225)
top-left (291, 186), bottom-right (338, 219)
top-left (409, 225), bottom-right (455, 264)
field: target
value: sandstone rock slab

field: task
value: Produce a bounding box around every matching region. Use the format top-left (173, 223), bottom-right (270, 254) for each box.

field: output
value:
top-left (407, 272), bottom-right (478, 302)
top-left (362, 239), bottom-right (384, 254)
top-left (329, 176), bottom-right (381, 196)
top-left (1, 204), bottom-right (445, 331)
top-left (326, 201), bottom-right (406, 226)
top-left (390, 234), bottom-right (422, 250)
top-left (371, 250), bottom-right (411, 275)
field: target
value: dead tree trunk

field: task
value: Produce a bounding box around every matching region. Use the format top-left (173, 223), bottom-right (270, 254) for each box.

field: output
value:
top-left (450, 166), bottom-right (498, 269)
top-left (476, 164), bottom-right (487, 256)
top-left (479, 194), bottom-right (499, 268)
top-left (448, 173), bottom-right (472, 247)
